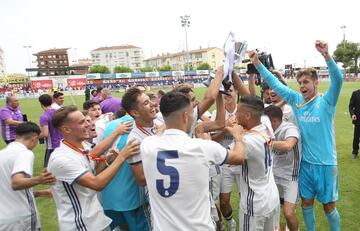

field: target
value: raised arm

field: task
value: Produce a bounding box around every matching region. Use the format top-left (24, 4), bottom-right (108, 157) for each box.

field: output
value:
top-left (247, 74), bottom-right (257, 96)
top-left (249, 50), bottom-right (299, 105)
top-left (198, 94), bottom-right (225, 133)
top-left (197, 66), bottom-right (223, 116)
top-left (317, 40), bottom-right (343, 106)
top-left (232, 71), bottom-right (250, 96)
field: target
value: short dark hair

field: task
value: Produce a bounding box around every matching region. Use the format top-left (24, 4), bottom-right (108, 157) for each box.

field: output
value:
top-left (172, 84), bottom-right (193, 95)
top-left (16, 122), bottom-right (41, 138)
top-left (52, 105), bottom-right (78, 129)
top-left (264, 105), bottom-right (283, 121)
top-left (122, 87), bottom-right (143, 113)
top-left (114, 109), bottom-right (127, 119)
top-left (83, 100), bottom-right (100, 110)
top-left (38, 94), bottom-right (53, 107)
top-left (160, 91), bottom-right (190, 117)
top-left (296, 68), bottom-right (318, 81)
top-left (53, 91), bottom-right (64, 99)
top-left (91, 89), bottom-right (97, 95)
top-left (239, 95), bottom-right (264, 117)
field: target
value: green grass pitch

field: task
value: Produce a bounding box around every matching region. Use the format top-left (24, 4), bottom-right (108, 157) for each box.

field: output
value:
top-left (0, 81), bottom-right (359, 230)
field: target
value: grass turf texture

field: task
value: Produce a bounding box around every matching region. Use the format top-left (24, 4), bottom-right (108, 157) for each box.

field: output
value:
top-left (0, 81), bottom-right (359, 230)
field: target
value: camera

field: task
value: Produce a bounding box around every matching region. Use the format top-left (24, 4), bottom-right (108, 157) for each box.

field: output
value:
top-left (245, 52), bottom-right (275, 85)
top-left (246, 52), bottom-right (275, 75)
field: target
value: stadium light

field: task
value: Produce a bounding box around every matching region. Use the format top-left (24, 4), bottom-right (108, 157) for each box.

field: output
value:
top-left (180, 15), bottom-right (190, 71)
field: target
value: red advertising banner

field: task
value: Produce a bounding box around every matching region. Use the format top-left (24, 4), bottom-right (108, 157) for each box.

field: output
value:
top-left (31, 79), bottom-right (53, 90)
top-left (67, 78), bottom-right (87, 88)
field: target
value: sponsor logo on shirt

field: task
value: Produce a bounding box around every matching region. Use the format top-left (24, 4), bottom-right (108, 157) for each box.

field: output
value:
top-left (298, 111), bottom-right (320, 123)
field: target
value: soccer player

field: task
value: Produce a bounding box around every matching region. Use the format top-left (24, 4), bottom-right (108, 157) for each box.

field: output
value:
top-left (0, 95), bottom-right (23, 144)
top-left (140, 91), bottom-right (245, 230)
top-left (38, 94), bottom-right (63, 167)
top-left (102, 114), bottom-right (149, 231)
top-left (264, 105), bottom-right (301, 231)
top-left (83, 100), bottom-right (113, 143)
top-left (47, 106), bottom-right (139, 230)
top-left (0, 122), bottom-right (56, 230)
top-left (210, 84), bottom-right (239, 230)
top-left (249, 40), bottom-right (342, 231)
top-left (51, 91), bottom-right (64, 110)
top-left (122, 87), bottom-right (159, 229)
top-left (234, 95), bottom-right (279, 231)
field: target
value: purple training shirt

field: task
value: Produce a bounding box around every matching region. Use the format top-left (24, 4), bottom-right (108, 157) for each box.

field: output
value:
top-left (0, 106), bottom-right (23, 141)
top-left (40, 109), bottom-right (63, 149)
top-left (100, 96), bottom-right (122, 114)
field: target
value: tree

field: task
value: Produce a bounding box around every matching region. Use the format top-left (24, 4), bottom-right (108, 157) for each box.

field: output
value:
top-left (184, 65), bottom-right (194, 71)
top-left (197, 62), bottom-right (211, 70)
top-left (114, 66), bottom-right (133, 73)
top-left (159, 65), bottom-right (172, 71)
top-left (140, 66), bottom-right (154, 72)
top-left (89, 65), bottom-right (110, 73)
top-left (333, 41), bottom-right (360, 76)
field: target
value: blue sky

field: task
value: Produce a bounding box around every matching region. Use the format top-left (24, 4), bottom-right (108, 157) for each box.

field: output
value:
top-left (1, 0), bottom-right (359, 73)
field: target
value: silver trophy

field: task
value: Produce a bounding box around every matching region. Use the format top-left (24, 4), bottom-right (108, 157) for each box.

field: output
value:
top-left (204, 32), bottom-right (247, 95)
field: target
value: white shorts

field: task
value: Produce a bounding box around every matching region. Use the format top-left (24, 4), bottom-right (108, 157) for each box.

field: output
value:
top-left (275, 178), bottom-right (299, 204)
top-left (0, 216), bottom-right (40, 231)
top-left (221, 165), bottom-right (241, 193)
top-left (210, 174), bottom-right (222, 202)
top-left (239, 205), bottom-right (280, 231)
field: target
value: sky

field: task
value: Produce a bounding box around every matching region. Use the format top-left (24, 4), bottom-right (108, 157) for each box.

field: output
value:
top-left (1, 0), bottom-right (359, 74)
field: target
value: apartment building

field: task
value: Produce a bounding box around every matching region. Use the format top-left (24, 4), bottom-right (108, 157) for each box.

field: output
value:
top-left (90, 45), bottom-right (144, 72)
top-left (34, 48), bottom-right (70, 76)
top-left (144, 47), bottom-right (224, 70)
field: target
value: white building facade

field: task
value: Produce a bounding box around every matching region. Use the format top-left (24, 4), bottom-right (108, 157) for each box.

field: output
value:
top-left (90, 45), bottom-right (144, 72)
top-left (0, 47), bottom-right (6, 77)
top-left (144, 47), bottom-right (224, 71)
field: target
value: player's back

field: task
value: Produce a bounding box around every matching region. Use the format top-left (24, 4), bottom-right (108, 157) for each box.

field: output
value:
top-left (141, 129), bottom-right (228, 231)
top-left (239, 124), bottom-right (279, 216)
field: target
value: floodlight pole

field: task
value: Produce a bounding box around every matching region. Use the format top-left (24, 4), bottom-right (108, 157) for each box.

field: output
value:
top-left (180, 15), bottom-right (190, 71)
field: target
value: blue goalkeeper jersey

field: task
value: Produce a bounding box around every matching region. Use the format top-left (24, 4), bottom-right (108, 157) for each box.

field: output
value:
top-left (101, 115), bottom-right (142, 211)
top-left (256, 59), bottom-right (343, 165)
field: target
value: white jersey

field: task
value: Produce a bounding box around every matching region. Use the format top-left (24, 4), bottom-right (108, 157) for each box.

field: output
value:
top-left (93, 114), bottom-right (111, 144)
top-left (154, 112), bottom-right (164, 127)
top-left (236, 123), bottom-right (279, 216)
top-left (272, 121), bottom-right (301, 181)
top-left (0, 142), bottom-right (40, 228)
top-left (51, 103), bottom-right (62, 110)
top-left (141, 129), bottom-right (228, 231)
top-left (211, 107), bottom-right (238, 174)
top-left (188, 105), bottom-right (200, 137)
top-left (282, 104), bottom-right (297, 125)
top-left (127, 124), bottom-right (158, 164)
top-left (210, 107), bottom-right (237, 149)
top-left (47, 142), bottom-right (112, 231)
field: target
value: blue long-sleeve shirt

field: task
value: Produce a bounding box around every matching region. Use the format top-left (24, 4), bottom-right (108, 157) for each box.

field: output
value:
top-left (256, 59), bottom-right (343, 165)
